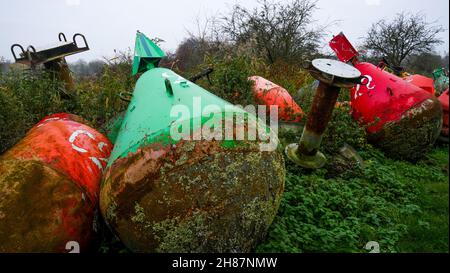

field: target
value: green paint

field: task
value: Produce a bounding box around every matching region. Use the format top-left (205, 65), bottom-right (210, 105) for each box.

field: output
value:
top-left (103, 111), bottom-right (125, 144)
top-left (132, 32), bottom-right (166, 76)
top-left (221, 140), bottom-right (237, 149)
top-left (433, 68), bottom-right (449, 93)
top-left (108, 32), bottom-right (271, 167)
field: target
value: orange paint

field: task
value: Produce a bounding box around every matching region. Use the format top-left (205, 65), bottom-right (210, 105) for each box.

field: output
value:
top-left (249, 76), bottom-right (304, 122)
top-left (11, 113), bottom-right (111, 203)
top-left (0, 113), bottom-right (112, 252)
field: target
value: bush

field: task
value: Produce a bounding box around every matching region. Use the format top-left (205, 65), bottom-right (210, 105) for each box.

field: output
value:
top-left (190, 53), bottom-right (265, 106)
top-left (0, 54), bottom-right (133, 152)
top-left (0, 70), bottom-right (70, 153)
top-left (72, 57), bottom-right (134, 129)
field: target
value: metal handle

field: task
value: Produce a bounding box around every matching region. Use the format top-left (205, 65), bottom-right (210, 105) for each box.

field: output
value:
top-left (59, 32), bottom-right (68, 42)
top-left (118, 91), bottom-right (133, 102)
top-left (165, 78), bottom-right (174, 96)
top-left (11, 44), bottom-right (25, 61)
top-left (26, 45), bottom-right (36, 53)
top-left (25, 45), bottom-right (37, 62)
top-left (189, 67), bottom-right (214, 83)
top-left (73, 33), bottom-right (89, 49)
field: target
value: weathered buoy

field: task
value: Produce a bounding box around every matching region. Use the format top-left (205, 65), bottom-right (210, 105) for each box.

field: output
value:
top-left (100, 32), bottom-right (285, 253)
top-left (329, 32), bottom-right (442, 161)
top-left (249, 76), bottom-right (304, 123)
top-left (0, 113), bottom-right (112, 252)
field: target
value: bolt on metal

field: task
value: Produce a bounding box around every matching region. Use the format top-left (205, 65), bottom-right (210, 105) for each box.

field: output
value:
top-left (285, 58), bottom-right (362, 169)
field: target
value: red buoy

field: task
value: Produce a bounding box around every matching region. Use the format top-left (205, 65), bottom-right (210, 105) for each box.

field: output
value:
top-left (0, 113), bottom-right (112, 252)
top-left (329, 33), bottom-right (442, 160)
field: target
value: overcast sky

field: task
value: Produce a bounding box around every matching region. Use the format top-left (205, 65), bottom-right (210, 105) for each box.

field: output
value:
top-left (0, 0), bottom-right (448, 62)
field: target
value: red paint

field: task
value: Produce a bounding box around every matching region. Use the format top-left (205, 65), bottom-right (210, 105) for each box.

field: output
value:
top-left (439, 89), bottom-right (449, 136)
top-left (329, 33), bottom-right (438, 134)
top-left (329, 32), bottom-right (359, 63)
top-left (350, 63), bottom-right (434, 133)
top-left (10, 113), bottom-right (112, 204)
top-left (249, 76), bottom-right (304, 122)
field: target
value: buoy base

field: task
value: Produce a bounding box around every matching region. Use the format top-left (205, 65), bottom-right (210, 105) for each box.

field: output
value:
top-left (285, 143), bottom-right (327, 169)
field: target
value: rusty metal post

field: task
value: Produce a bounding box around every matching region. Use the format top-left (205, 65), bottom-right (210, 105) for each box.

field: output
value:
top-left (44, 57), bottom-right (75, 91)
top-left (285, 58), bottom-right (362, 168)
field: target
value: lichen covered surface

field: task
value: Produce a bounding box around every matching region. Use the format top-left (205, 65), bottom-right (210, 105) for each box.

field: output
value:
top-left (0, 159), bottom-right (95, 252)
top-left (368, 97), bottom-right (443, 161)
top-left (101, 118), bottom-right (286, 253)
top-left (0, 113), bottom-right (111, 252)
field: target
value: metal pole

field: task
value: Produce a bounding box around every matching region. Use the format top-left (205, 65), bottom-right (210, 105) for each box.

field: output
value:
top-left (286, 58), bottom-right (362, 169)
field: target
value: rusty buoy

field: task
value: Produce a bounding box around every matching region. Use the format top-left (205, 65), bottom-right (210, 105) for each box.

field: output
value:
top-left (0, 113), bottom-right (112, 252)
top-left (100, 31), bottom-right (285, 253)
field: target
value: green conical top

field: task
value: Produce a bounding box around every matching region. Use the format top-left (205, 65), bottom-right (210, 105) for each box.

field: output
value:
top-left (132, 31), bottom-right (166, 75)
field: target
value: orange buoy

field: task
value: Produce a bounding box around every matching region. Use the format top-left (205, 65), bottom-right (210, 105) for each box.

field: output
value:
top-left (0, 113), bottom-right (112, 252)
top-left (249, 76), bottom-right (304, 123)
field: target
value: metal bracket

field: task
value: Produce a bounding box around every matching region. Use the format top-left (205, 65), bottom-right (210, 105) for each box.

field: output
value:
top-left (10, 32), bottom-right (90, 67)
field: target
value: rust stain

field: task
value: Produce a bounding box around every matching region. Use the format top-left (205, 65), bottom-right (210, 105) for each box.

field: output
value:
top-left (0, 160), bottom-right (95, 252)
top-left (100, 118), bottom-right (285, 252)
top-left (305, 83), bottom-right (340, 135)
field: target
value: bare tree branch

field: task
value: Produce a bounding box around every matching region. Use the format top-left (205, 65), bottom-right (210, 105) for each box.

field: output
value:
top-left (220, 0), bottom-right (323, 64)
top-left (363, 12), bottom-right (445, 66)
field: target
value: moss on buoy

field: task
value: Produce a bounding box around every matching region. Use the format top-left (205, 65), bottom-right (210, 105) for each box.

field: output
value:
top-left (100, 118), bottom-right (285, 253)
top-left (368, 97), bottom-right (443, 161)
